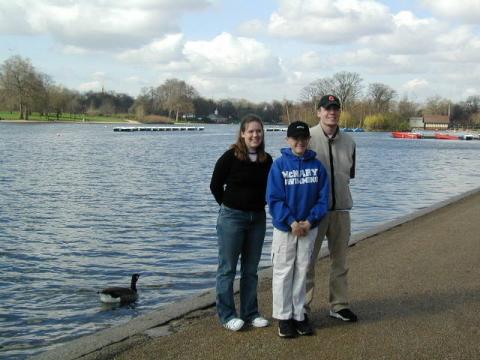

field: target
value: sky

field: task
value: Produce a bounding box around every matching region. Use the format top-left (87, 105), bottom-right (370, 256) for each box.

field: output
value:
top-left (1, 0), bottom-right (479, 103)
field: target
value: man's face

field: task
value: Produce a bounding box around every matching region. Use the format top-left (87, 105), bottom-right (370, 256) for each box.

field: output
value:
top-left (317, 105), bottom-right (341, 127)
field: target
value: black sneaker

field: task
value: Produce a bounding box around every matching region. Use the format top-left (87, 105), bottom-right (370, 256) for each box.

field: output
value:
top-left (293, 315), bottom-right (314, 335)
top-left (278, 319), bottom-right (296, 338)
top-left (329, 308), bottom-right (358, 322)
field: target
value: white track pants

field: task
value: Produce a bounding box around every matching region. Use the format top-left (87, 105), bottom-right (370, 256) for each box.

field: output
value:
top-left (271, 227), bottom-right (318, 321)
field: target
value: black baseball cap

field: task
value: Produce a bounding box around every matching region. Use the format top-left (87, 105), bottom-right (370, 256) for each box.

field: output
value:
top-left (287, 121), bottom-right (310, 138)
top-left (318, 94), bottom-right (341, 109)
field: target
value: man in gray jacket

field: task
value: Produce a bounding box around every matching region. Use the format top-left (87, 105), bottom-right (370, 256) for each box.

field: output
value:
top-left (305, 94), bottom-right (358, 322)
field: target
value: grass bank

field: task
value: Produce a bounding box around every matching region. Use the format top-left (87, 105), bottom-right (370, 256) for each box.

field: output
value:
top-left (0, 111), bottom-right (135, 123)
top-left (0, 112), bottom-right (178, 124)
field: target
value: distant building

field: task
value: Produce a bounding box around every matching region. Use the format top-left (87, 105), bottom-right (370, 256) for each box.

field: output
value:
top-left (207, 113), bottom-right (228, 123)
top-left (423, 115), bottom-right (450, 130)
top-left (409, 115), bottom-right (450, 130)
top-left (182, 113), bottom-right (195, 120)
top-left (409, 117), bottom-right (424, 129)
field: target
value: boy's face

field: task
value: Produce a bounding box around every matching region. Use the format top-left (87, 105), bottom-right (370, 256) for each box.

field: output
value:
top-left (287, 136), bottom-right (310, 156)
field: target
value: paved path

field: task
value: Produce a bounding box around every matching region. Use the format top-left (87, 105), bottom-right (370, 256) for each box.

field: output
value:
top-left (111, 191), bottom-right (480, 360)
top-left (34, 190), bottom-right (480, 360)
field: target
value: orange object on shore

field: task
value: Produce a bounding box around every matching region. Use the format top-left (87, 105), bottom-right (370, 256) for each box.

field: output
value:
top-left (391, 131), bottom-right (422, 139)
top-left (434, 133), bottom-right (460, 140)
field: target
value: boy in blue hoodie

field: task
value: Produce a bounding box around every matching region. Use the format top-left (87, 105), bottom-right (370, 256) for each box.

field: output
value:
top-left (266, 121), bottom-right (329, 338)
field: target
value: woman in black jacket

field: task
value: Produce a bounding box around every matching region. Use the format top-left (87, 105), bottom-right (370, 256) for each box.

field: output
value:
top-left (210, 114), bottom-right (273, 331)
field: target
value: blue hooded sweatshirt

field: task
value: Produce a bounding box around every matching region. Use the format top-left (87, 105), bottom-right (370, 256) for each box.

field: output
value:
top-left (266, 147), bottom-right (329, 232)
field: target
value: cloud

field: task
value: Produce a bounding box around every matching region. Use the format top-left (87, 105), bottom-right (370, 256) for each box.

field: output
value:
top-left (332, 49), bottom-right (426, 74)
top-left (267, 0), bottom-right (393, 44)
top-left (399, 67), bottom-right (480, 100)
top-left (92, 72), bottom-right (106, 81)
top-left (78, 80), bottom-right (103, 92)
top-left (422, 0), bottom-right (480, 23)
top-left (464, 87), bottom-right (480, 97)
top-left (62, 45), bottom-right (89, 55)
top-left (183, 33), bottom-right (286, 100)
top-left (290, 46), bottom-right (428, 80)
top-left (401, 78), bottom-right (429, 94)
top-left (187, 74), bottom-right (293, 102)
top-left (76, 71), bottom-right (107, 92)
top-left (358, 11), bottom-right (442, 55)
top-left (2, 0), bottom-right (478, 103)
top-left (126, 76), bottom-right (141, 82)
top-left (338, 9), bottom-right (478, 73)
top-left (294, 51), bottom-right (329, 70)
top-left (117, 32), bottom-right (282, 78)
top-left (118, 34), bottom-right (185, 64)
top-left (435, 26), bottom-right (480, 64)
top-left (113, 32), bottom-right (284, 99)
top-left (183, 32), bottom-right (282, 78)
top-left (262, 1), bottom-right (480, 103)
top-left (0, 0), bottom-right (212, 51)
top-left (237, 19), bottom-right (266, 37)
top-left (0, 2), bottom-right (34, 35)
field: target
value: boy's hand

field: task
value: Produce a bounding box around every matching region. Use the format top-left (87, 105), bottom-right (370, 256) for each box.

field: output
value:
top-left (299, 220), bottom-right (312, 233)
top-left (291, 221), bottom-right (306, 237)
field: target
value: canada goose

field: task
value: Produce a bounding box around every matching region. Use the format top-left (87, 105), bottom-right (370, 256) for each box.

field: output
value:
top-left (98, 274), bottom-right (140, 304)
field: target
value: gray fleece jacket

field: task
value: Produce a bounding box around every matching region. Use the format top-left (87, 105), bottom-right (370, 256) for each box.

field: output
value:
top-left (309, 124), bottom-right (356, 211)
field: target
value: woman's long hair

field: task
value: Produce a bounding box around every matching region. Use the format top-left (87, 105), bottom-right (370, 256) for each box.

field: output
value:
top-left (231, 114), bottom-right (268, 162)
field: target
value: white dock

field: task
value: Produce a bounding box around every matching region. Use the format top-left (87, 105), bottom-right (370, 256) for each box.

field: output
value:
top-left (113, 126), bottom-right (204, 132)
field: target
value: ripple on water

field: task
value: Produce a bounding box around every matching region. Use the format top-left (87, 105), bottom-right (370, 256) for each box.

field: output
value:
top-left (0, 125), bottom-right (479, 359)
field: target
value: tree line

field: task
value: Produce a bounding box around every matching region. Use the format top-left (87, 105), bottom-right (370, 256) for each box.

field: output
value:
top-left (296, 71), bottom-right (480, 129)
top-left (1, 55), bottom-right (479, 129)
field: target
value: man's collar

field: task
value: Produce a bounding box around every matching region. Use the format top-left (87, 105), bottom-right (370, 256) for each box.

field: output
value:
top-left (321, 125), bottom-right (339, 139)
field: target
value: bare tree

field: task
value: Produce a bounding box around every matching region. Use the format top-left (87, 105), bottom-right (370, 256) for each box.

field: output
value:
top-left (300, 78), bottom-right (333, 112)
top-left (396, 95), bottom-right (418, 120)
top-left (0, 55), bottom-right (45, 119)
top-left (367, 83), bottom-right (397, 113)
top-left (44, 86), bottom-right (75, 120)
top-left (66, 91), bottom-right (87, 118)
top-left (471, 112), bottom-right (480, 127)
top-left (465, 95), bottom-right (480, 113)
top-left (450, 95), bottom-right (480, 128)
top-left (156, 79), bottom-right (198, 121)
top-left (300, 72), bottom-right (362, 112)
top-left (35, 73), bottom-right (53, 117)
top-left (422, 95), bottom-right (451, 115)
top-left (299, 84), bottom-right (318, 104)
top-left (330, 71), bottom-right (363, 111)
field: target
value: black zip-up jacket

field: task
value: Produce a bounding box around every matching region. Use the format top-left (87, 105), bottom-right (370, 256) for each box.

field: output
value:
top-left (210, 148), bottom-right (273, 211)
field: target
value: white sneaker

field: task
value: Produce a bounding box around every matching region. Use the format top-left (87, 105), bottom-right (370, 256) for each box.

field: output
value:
top-left (223, 318), bottom-right (244, 331)
top-left (251, 316), bottom-right (269, 328)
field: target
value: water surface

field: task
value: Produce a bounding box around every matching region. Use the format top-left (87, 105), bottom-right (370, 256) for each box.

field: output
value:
top-left (0, 123), bottom-right (478, 359)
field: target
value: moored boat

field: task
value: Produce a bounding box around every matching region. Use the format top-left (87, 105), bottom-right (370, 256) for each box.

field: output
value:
top-left (434, 133), bottom-right (460, 140)
top-left (391, 131), bottom-right (422, 139)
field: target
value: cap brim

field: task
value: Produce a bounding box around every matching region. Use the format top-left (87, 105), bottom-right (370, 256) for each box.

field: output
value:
top-left (323, 103), bottom-right (340, 108)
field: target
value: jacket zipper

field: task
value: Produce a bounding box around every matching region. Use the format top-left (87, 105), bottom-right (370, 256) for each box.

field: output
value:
top-left (328, 138), bottom-right (336, 210)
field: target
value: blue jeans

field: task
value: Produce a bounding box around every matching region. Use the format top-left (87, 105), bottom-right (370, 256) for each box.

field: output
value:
top-left (216, 204), bottom-right (266, 324)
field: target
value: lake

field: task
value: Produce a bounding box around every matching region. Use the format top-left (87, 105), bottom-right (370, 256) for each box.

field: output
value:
top-left (0, 123), bottom-right (479, 359)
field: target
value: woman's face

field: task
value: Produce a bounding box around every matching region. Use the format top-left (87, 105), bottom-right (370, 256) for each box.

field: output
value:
top-left (241, 121), bottom-right (263, 151)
